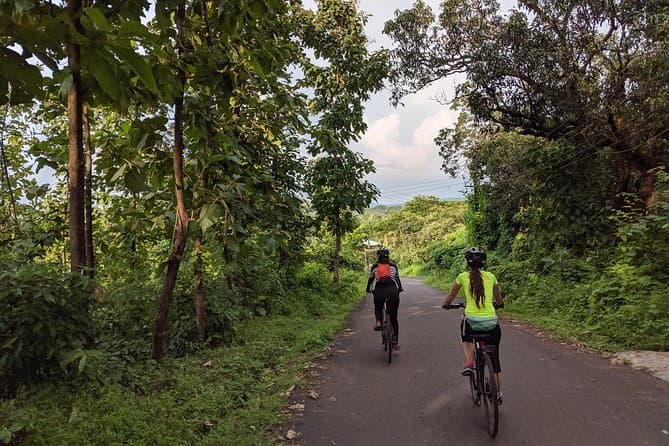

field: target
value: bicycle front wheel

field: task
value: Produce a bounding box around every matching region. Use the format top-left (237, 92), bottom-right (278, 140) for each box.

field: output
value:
top-left (469, 369), bottom-right (480, 406)
top-left (481, 353), bottom-right (499, 437)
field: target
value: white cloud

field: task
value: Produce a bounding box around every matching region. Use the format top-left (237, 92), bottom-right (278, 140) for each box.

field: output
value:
top-left (305, 0), bottom-right (476, 204)
top-left (412, 108), bottom-right (459, 146)
top-left (361, 113), bottom-right (400, 148)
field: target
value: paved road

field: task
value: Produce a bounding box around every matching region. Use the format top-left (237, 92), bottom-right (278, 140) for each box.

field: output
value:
top-left (289, 277), bottom-right (669, 445)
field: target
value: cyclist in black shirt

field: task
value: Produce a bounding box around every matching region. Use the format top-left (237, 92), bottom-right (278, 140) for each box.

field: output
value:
top-left (366, 248), bottom-right (403, 349)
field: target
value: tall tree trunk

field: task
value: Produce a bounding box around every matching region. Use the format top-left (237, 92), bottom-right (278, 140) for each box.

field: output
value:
top-left (152, 1), bottom-right (189, 361)
top-left (0, 115), bottom-right (21, 234)
top-left (83, 104), bottom-right (95, 278)
top-left (193, 229), bottom-right (206, 343)
top-left (278, 247), bottom-right (288, 268)
top-left (67, 0), bottom-right (86, 273)
top-left (333, 219), bottom-right (341, 283)
top-left (192, 122), bottom-right (214, 344)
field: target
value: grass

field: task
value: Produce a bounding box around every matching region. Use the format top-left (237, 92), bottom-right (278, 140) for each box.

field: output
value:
top-left (1, 284), bottom-right (364, 446)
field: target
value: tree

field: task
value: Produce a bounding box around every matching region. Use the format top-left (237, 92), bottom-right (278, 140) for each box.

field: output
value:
top-left (151, 0), bottom-right (311, 356)
top-left (2, 0), bottom-right (160, 273)
top-left (66, 0), bottom-right (86, 273)
top-left (299, 0), bottom-right (389, 281)
top-left (151, 0), bottom-right (189, 361)
top-left (384, 0), bottom-right (669, 205)
top-left (306, 151), bottom-right (378, 282)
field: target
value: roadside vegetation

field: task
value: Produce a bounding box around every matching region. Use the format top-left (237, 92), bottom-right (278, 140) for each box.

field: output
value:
top-left (379, 0), bottom-right (669, 351)
top-left (2, 0), bottom-right (667, 444)
top-left (1, 256), bottom-right (365, 445)
top-left (358, 192), bottom-right (669, 353)
top-left (2, 1), bottom-right (382, 444)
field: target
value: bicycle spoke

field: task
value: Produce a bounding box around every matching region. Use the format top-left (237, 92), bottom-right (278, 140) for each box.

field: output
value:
top-left (482, 353), bottom-right (499, 437)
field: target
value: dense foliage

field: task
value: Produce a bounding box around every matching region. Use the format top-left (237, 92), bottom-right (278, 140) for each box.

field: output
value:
top-left (0, 0), bottom-right (385, 442)
top-left (1, 265), bottom-right (366, 445)
top-left (355, 196), bottom-right (466, 273)
top-left (383, 0), bottom-right (669, 350)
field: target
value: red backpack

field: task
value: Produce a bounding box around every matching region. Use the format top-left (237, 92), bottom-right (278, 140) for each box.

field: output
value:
top-left (375, 263), bottom-right (393, 285)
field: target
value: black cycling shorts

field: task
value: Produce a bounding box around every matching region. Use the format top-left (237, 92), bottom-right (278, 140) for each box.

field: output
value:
top-left (460, 319), bottom-right (502, 373)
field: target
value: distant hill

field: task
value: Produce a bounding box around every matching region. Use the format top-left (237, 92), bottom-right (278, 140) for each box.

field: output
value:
top-left (365, 204), bottom-right (402, 216)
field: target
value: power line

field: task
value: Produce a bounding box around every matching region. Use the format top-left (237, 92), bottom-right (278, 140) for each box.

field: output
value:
top-left (373, 179), bottom-right (469, 205)
top-left (490, 126), bottom-right (669, 213)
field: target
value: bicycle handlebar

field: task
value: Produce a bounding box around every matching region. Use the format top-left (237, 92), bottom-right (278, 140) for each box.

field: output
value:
top-left (442, 302), bottom-right (504, 309)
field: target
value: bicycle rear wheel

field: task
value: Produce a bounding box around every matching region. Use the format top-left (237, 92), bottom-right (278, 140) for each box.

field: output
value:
top-left (481, 353), bottom-right (499, 437)
top-left (384, 316), bottom-right (394, 363)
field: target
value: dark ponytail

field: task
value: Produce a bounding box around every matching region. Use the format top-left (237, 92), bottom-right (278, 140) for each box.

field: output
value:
top-left (469, 268), bottom-right (485, 308)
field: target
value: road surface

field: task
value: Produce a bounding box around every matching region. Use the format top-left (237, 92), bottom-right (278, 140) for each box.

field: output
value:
top-left (288, 277), bottom-right (669, 445)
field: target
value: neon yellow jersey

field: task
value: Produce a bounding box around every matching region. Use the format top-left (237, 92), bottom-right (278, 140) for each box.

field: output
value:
top-left (456, 270), bottom-right (497, 318)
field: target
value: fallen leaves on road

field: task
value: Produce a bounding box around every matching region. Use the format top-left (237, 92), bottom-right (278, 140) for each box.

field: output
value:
top-left (286, 429), bottom-right (298, 440)
top-left (288, 403), bottom-right (305, 411)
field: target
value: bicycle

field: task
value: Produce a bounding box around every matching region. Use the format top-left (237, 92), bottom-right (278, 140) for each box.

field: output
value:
top-left (443, 301), bottom-right (502, 438)
top-left (380, 297), bottom-right (395, 364)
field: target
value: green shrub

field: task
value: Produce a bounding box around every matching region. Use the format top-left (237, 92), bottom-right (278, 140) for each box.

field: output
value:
top-left (93, 271), bottom-right (158, 361)
top-left (0, 259), bottom-right (94, 396)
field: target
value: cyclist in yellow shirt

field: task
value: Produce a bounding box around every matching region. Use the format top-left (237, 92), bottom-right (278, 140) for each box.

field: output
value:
top-left (442, 247), bottom-right (504, 404)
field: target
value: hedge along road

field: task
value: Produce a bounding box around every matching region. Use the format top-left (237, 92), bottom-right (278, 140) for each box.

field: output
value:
top-left (287, 277), bottom-right (669, 446)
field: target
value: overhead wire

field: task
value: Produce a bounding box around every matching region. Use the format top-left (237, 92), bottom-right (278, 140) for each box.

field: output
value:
top-left (374, 178), bottom-right (469, 204)
top-left (488, 125), bottom-right (669, 214)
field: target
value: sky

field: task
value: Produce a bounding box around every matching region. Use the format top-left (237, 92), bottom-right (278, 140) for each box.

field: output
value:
top-left (35, 1), bottom-right (506, 206)
top-left (344, 0), bottom-right (468, 206)
top-left (305, 0), bottom-right (516, 206)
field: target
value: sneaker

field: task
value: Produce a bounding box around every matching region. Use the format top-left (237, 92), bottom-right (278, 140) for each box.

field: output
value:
top-left (496, 392), bottom-right (503, 406)
top-left (374, 321), bottom-right (383, 331)
top-left (461, 364), bottom-right (474, 376)
top-left (392, 342), bottom-right (400, 350)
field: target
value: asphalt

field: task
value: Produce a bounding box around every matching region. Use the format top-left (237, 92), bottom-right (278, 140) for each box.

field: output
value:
top-left (286, 277), bottom-right (669, 446)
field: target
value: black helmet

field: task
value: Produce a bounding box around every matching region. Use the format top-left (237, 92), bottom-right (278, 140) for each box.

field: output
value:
top-left (465, 247), bottom-right (486, 267)
top-left (376, 247), bottom-right (389, 258)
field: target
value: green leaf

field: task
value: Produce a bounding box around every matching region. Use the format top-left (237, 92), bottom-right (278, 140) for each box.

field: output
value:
top-left (1, 337), bottom-right (18, 349)
top-left (124, 168), bottom-right (146, 193)
top-left (14, 0), bottom-right (36, 13)
top-left (0, 47), bottom-right (43, 103)
top-left (59, 73), bottom-right (74, 98)
top-left (1, 428), bottom-right (11, 443)
top-left (86, 49), bottom-right (121, 100)
top-left (83, 7), bottom-right (111, 31)
top-left (60, 349), bottom-right (81, 369)
top-left (114, 45), bottom-right (159, 95)
top-left (199, 204), bottom-right (221, 232)
top-left (110, 164), bottom-right (127, 183)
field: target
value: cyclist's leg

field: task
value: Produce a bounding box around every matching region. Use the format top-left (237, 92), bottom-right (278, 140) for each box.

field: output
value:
top-left (461, 320), bottom-right (475, 374)
top-left (372, 290), bottom-right (385, 329)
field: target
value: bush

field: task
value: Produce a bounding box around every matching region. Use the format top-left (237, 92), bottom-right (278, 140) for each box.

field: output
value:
top-left (0, 259), bottom-right (94, 396)
top-left (93, 271), bottom-right (158, 361)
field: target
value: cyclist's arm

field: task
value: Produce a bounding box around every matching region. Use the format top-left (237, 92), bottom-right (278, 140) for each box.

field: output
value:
top-left (442, 282), bottom-right (461, 307)
top-left (493, 284), bottom-right (503, 306)
top-left (365, 276), bottom-right (374, 293)
top-left (395, 266), bottom-right (403, 292)
top-left (365, 265), bottom-right (376, 293)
